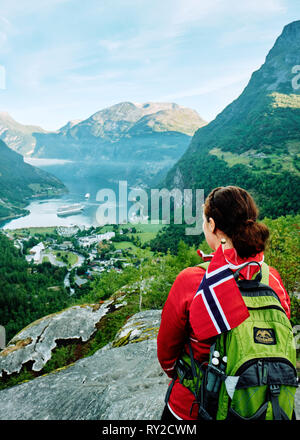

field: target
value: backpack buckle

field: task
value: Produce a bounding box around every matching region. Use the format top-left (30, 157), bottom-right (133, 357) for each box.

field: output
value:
top-left (269, 384), bottom-right (282, 420)
top-left (269, 384), bottom-right (280, 396)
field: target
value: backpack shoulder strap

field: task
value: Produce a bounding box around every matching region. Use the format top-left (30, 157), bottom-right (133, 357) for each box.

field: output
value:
top-left (196, 261), bottom-right (210, 271)
top-left (197, 261), bottom-right (269, 284)
top-left (260, 261), bottom-right (269, 285)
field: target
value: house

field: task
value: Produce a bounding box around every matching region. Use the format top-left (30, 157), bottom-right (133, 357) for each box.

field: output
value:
top-left (74, 275), bottom-right (88, 288)
top-left (59, 241), bottom-right (73, 251)
top-left (28, 242), bottom-right (45, 263)
top-left (78, 231), bottom-right (116, 248)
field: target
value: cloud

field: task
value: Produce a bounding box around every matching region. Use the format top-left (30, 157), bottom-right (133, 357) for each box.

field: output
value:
top-left (0, 0), bottom-right (70, 17)
top-left (236, 0), bottom-right (286, 13)
top-left (0, 16), bottom-right (14, 53)
top-left (171, 0), bottom-right (286, 26)
top-left (157, 72), bottom-right (252, 101)
top-left (96, 0), bottom-right (288, 64)
top-left (13, 41), bottom-right (89, 89)
top-left (98, 39), bottom-right (123, 52)
top-left (218, 26), bottom-right (279, 48)
top-left (0, 0), bottom-right (294, 130)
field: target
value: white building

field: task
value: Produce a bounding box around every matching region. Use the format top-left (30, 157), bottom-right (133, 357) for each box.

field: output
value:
top-left (28, 242), bottom-right (45, 263)
top-left (56, 226), bottom-right (79, 237)
top-left (78, 231), bottom-right (115, 248)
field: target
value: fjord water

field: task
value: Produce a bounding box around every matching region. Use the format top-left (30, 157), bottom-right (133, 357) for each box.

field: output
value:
top-left (1, 158), bottom-right (133, 229)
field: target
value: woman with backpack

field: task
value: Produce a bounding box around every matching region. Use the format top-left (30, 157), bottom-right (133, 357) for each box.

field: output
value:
top-left (157, 186), bottom-right (293, 421)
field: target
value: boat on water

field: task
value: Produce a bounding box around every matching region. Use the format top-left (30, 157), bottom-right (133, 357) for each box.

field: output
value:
top-left (85, 193), bottom-right (90, 200)
top-left (57, 203), bottom-right (84, 216)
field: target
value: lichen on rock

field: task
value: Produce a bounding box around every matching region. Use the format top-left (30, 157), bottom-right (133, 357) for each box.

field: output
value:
top-left (0, 299), bottom-right (125, 376)
top-left (112, 310), bottom-right (161, 348)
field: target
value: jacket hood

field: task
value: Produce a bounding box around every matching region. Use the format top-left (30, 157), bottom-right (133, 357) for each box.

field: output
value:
top-left (197, 247), bottom-right (264, 280)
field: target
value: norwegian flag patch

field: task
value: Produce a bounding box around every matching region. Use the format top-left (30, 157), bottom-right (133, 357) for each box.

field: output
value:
top-left (190, 245), bottom-right (250, 340)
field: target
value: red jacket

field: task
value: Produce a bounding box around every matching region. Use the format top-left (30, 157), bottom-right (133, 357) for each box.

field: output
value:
top-left (157, 248), bottom-right (291, 420)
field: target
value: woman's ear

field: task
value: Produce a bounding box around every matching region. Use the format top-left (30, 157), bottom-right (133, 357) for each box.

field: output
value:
top-left (208, 217), bottom-right (216, 233)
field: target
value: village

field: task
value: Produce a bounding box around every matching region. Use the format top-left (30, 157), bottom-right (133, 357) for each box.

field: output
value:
top-left (2, 223), bottom-right (154, 296)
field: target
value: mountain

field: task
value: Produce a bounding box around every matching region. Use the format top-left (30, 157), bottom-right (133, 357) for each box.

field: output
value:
top-left (0, 112), bottom-right (46, 156)
top-left (0, 139), bottom-right (66, 221)
top-left (164, 21), bottom-right (300, 218)
top-left (32, 102), bottom-right (206, 162)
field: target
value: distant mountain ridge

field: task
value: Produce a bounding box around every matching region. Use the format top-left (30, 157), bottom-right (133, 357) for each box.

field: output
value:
top-left (0, 112), bottom-right (46, 156)
top-left (31, 101), bottom-right (206, 161)
top-left (164, 20), bottom-right (300, 218)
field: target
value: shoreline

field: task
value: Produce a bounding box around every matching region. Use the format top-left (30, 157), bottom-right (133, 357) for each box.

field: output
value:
top-left (0, 188), bottom-right (68, 228)
top-left (0, 210), bottom-right (30, 226)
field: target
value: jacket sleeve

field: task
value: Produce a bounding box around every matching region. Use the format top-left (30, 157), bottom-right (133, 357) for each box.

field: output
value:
top-left (157, 267), bottom-right (204, 378)
top-left (269, 266), bottom-right (291, 319)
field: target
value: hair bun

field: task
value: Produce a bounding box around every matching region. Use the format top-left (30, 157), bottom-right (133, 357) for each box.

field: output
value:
top-left (204, 186), bottom-right (269, 258)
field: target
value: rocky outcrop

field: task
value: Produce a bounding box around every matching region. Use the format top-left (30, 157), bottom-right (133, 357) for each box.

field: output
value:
top-left (0, 310), bottom-right (169, 420)
top-left (0, 308), bottom-right (299, 420)
top-left (0, 299), bottom-right (125, 376)
top-left (111, 308), bottom-right (161, 347)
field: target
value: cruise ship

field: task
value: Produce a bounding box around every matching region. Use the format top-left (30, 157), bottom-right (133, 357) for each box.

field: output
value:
top-left (57, 203), bottom-right (84, 216)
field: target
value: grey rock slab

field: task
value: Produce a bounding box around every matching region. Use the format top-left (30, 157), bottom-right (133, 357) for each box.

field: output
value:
top-left (112, 309), bottom-right (162, 346)
top-left (0, 307), bottom-right (298, 420)
top-left (0, 339), bottom-right (169, 420)
top-left (0, 300), bottom-right (124, 375)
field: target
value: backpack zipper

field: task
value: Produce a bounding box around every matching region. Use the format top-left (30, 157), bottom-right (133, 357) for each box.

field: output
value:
top-left (235, 357), bottom-right (297, 377)
top-left (247, 305), bottom-right (286, 314)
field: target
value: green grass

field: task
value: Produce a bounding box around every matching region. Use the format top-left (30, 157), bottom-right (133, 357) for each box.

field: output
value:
top-left (134, 223), bottom-right (164, 233)
top-left (210, 148), bottom-right (250, 167)
top-left (209, 147), bottom-right (299, 175)
top-left (8, 227), bottom-right (57, 237)
top-left (271, 92), bottom-right (300, 109)
top-left (114, 241), bottom-right (138, 250)
top-left (134, 223), bottom-right (164, 244)
top-left (28, 183), bottom-right (42, 192)
top-left (136, 231), bottom-right (158, 244)
top-left (114, 241), bottom-right (153, 258)
top-left (54, 251), bottom-right (78, 267)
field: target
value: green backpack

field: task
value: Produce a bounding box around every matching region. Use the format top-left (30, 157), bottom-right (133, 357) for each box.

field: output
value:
top-left (172, 261), bottom-right (298, 420)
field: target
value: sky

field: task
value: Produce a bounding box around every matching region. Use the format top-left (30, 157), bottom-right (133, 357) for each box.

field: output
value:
top-left (0, 0), bottom-right (299, 130)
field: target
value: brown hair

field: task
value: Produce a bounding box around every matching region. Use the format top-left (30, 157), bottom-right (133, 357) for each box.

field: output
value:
top-left (204, 186), bottom-right (269, 259)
